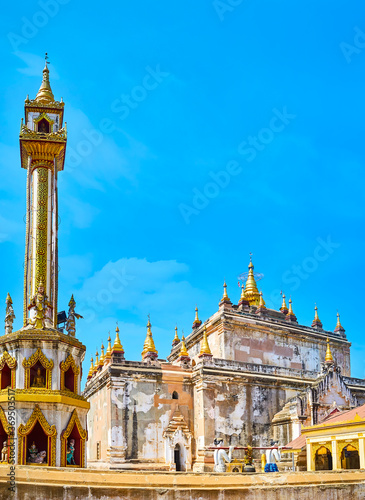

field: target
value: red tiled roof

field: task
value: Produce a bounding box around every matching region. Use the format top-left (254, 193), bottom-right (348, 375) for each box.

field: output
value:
top-left (285, 434), bottom-right (306, 450)
top-left (318, 403), bottom-right (365, 426)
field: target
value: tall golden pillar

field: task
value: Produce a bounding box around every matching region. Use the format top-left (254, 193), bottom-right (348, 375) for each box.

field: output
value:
top-left (0, 57), bottom-right (89, 468)
top-left (20, 59), bottom-right (67, 328)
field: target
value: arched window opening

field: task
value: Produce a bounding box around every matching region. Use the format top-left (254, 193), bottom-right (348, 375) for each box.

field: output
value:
top-left (26, 421), bottom-right (48, 465)
top-left (174, 443), bottom-right (181, 471)
top-left (341, 444), bottom-right (360, 470)
top-left (0, 364), bottom-right (11, 390)
top-left (315, 446), bottom-right (333, 471)
top-left (172, 391), bottom-right (179, 400)
top-left (64, 366), bottom-right (75, 392)
top-left (66, 423), bottom-right (82, 466)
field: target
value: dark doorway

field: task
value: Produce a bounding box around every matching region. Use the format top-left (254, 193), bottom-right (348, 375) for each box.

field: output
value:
top-left (315, 446), bottom-right (333, 471)
top-left (64, 366), bottom-right (75, 392)
top-left (174, 444), bottom-right (181, 471)
top-left (67, 424), bottom-right (82, 466)
top-left (1, 364), bottom-right (11, 390)
top-left (341, 444), bottom-right (360, 470)
top-left (27, 421), bottom-right (48, 465)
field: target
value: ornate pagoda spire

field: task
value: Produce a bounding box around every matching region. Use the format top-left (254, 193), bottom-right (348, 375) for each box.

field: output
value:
top-left (280, 293), bottom-right (288, 315)
top-left (334, 312), bottom-right (345, 334)
top-left (172, 325), bottom-right (180, 347)
top-left (244, 255), bottom-right (260, 306)
top-left (5, 293), bottom-right (15, 335)
top-left (285, 298), bottom-right (297, 323)
top-left (325, 337), bottom-right (334, 364)
top-left (87, 357), bottom-right (94, 380)
top-left (104, 333), bottom-right (112, 364)
top-left (311, 304), bottom-right (323, 329)
top-left (98, 343), bottom-right (105, 369)
top-left (198, 327), bottom-right (213, 359)
top-left (179, 335), bottom-right (189, 358)
top-left (112, 324), bottom-right (124, 353)
top-left (238, 282), bottom-right (249, 308)
top-left (94, 350), bottom-right (99, 374)
top-left (256, 291), bottom-right (267, 316)
top-left (142, 316), bottom-right (158, 361)
top-left (192, 306), bottom-right (202, 329)
top-left (20, 55), bottom-right (67, 329)
top-left (219, 281), bottom-right (232, 306)
top-left (35, 55), bottom-right (55, 104)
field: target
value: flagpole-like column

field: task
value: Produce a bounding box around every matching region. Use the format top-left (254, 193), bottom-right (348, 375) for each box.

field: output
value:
top-left (20, 58), bottom-right (66, 329)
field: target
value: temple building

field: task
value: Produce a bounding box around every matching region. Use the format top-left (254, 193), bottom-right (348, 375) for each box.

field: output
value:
top-left (84, 260), bottom-right (365, 471)
top-left (2, 64), bottom-right (365, 475)
top-left (0, 61), bottom-right (88, 467)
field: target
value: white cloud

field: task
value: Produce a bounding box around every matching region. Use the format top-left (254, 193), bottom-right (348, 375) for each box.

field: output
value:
top-left (66, 256), bottom-right (208, 328)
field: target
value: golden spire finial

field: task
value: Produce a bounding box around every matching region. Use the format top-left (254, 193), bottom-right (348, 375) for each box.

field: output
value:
top-left (280, 292), bottom-right (288, 314)
top-left (325, 337), bottom-right (334, 364)
top-left (112, 323), bottom-right (124, 353)
top-left (195, 306), bottom-right (199, 322)
top-left (142, 316), bottom-right (158, 358)
top-left (172, 325), bottom-right (180, 345)
top-left (244, 255), bottom-right (260, 305)
top-left (312, 304), bottom-right (323, 329)
top-left (334, 312), bottom-right (345, 333)
top-left (6, 293), bottom-right (12, 304)
top-left (240, 283), bottom-right (245, 301)
top-left (35, 53), bottom-right (55, 103)
top-left (104, 333), bottom-right (112, 363)
top-left (179, 335), bottom-right (189, 357)
top-left (199, 327), bottom-right (212, 356)
top-left (259, 291), bottom-right (266, 308)
top-left (87, 357), bottom-right (94, 379)
top-left (98, 343), bottom-right (105, 368)
top-left (192, 305), bottom-right (202, 328)
top-left (336, 312), bottom-right (341, 327)
top-left (219, 280), bottom-right (231, 305)
top-left (285, 297), bottom-right (297, 322)
top-left (94, 350), bottom-right (99, 373)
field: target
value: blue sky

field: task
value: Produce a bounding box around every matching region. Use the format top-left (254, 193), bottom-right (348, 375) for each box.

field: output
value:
top-left (0, 1), bottom-right (364, 384)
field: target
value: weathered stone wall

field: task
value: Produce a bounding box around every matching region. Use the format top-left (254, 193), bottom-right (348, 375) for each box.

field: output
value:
top-left (223, 323), bottom-right (350, 376)
top-left (2, 466), bottom-right (365, 500)
top-left (87, 375), bottom-right (110, 463)
top-left (176, 310), bottom-right (351, 377)
top-left (87, 364), bottom-right (194, 468)
top-left (198, 374), bottom-right (289, 448)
